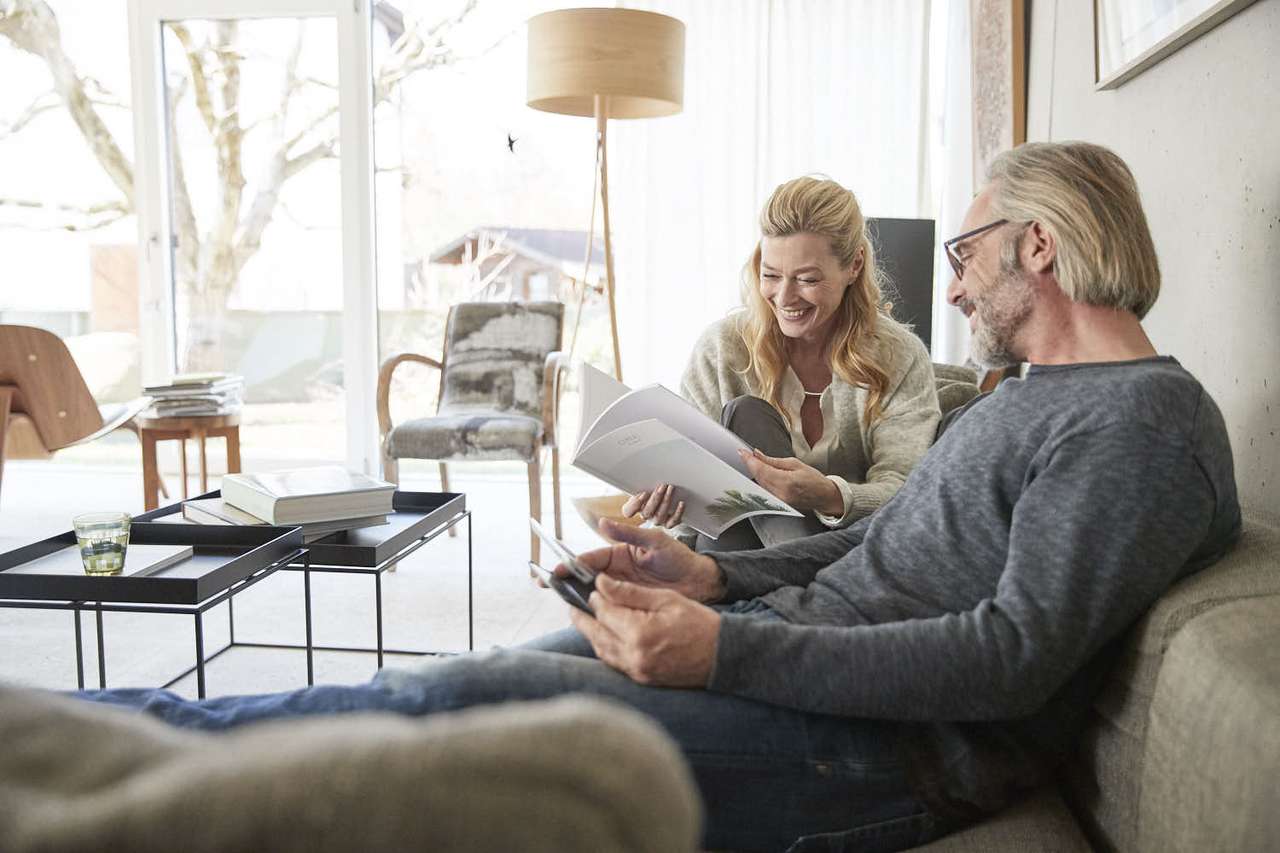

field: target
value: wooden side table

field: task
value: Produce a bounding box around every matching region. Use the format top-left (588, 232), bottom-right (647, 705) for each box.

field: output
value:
top-left (136, 413), bottom-right (241, 510)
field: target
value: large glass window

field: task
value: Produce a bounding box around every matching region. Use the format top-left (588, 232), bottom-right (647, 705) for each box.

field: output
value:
top-left (0, 1), bottom-right (139, 466)
top-left (372, 1), bottom-right (608, 464)
top-left (159, 15), bottom-right (347, 465)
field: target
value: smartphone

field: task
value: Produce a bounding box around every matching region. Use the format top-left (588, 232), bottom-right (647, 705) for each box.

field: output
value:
top-left (528, 560), bottom-right (595, 616)
top-left (528, 519), bottom-right (597, 615)
top-left (529, 518), bottom-right (594, 584)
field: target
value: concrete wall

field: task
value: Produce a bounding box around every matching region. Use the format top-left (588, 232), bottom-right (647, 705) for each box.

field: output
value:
top-left (1026, 0), bottom-right (1280, 511)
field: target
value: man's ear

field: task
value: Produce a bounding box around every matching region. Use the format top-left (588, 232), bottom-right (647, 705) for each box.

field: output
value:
top-left (1024, 222), bottom-right (1056, 275)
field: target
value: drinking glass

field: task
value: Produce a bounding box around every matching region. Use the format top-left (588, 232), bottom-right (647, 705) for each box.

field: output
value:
top-left (73, 512), bottom-right (131, 576)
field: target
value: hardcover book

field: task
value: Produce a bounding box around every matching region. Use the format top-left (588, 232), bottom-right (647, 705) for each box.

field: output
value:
top-left (181, 497), bottom-right (388, 541)
top-left (220, 466), bottom-right (395, 525)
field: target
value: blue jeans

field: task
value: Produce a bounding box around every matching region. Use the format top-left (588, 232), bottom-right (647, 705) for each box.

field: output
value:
top-left (77, 602), bottom-right (945, 852)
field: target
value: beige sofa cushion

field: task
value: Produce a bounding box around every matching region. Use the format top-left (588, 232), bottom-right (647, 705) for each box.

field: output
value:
top-left (1061, 510), bottom-right (1280, 851)
top-left (1137, 596), bottom-right (1280, 853)
top-left (0, 689), bottom-right (701, 853)
top-left (907, 788), bottom-right (1091, 852)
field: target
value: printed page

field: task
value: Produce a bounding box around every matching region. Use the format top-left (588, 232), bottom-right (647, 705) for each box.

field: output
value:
top-left (576, 382), bottom-right (753, 476)
top-left (576, 363), bottom-right (631, 455)
top-left (573, 419), bottom-right (800, 538)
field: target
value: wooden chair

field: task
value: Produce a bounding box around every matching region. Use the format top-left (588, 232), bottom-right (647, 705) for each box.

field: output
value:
top-left (0, 325), bottom-right (152, 504)
top-left (377, 302), bottom-right (569, 563)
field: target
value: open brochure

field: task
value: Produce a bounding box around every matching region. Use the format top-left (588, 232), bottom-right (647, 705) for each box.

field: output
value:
top-left (572, 364), bottom-right (801, 538)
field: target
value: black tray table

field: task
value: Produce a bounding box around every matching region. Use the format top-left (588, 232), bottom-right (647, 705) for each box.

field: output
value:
top-left (0, 524), bottom-right (304, 698)
top-left (141, 490), bottom-right (472, 680)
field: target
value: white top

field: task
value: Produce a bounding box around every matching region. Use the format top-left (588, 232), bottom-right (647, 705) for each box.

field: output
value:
top-left (779, 367), bottom-right (847, 527)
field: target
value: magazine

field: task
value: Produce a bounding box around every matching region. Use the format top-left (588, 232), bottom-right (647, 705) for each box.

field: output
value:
top-left (572, 364), bottom-right (800, 538)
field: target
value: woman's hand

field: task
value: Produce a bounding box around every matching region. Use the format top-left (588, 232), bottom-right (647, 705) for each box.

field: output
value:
top-left (620, 483), bottom-right (686, 528)
top-left (738, 448), bottom-right (844, 516)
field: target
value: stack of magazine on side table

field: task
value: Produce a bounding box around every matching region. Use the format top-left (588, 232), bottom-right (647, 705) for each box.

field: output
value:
top-left (144, 372), bottom-right (245, 418)
top-left (181, 466), bottom-right (396, 543)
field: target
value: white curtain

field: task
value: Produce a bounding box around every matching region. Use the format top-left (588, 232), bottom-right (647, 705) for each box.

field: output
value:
top-left (931, 0), bottom-right (975, 366)
top-left (607, 0), bottom-right (948, 387)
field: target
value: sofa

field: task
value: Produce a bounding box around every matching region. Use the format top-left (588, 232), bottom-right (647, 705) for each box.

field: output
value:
top-left (909, 508), bottom-right (1280, 852)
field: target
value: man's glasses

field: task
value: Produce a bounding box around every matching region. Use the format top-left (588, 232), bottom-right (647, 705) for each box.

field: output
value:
top-left (943, 219), bottom-right (1008, 281)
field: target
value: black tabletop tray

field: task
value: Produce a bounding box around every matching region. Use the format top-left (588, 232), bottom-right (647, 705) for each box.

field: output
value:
top-left (0, 523), bottom-right (303, 605)
top-left (136, 489), bottom-right (466, 569)
top-left (303, 491), bottom-right (466, 567)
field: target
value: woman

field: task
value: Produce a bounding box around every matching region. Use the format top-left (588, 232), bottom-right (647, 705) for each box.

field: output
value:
top-left (624, 175), bottom-right (940, 549)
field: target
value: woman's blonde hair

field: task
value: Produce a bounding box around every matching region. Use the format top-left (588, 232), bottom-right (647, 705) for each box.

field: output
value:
top-left (987, 141), bottom-right (1161, 318)
top-left (738, 176), bottom-right (891, 427)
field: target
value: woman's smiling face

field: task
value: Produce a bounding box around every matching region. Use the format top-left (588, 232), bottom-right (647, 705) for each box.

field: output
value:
top-left (758, 232), bottom-right (858, 344)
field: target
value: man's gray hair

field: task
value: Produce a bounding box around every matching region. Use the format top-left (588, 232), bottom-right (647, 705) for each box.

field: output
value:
top-left (987, 142), bottom-right (1160, 318)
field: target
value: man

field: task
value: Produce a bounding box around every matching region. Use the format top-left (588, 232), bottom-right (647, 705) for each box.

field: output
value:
top-left (82, 142), bottom-right (1239, 853)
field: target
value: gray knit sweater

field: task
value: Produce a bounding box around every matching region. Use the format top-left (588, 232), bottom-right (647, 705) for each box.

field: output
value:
top-left (707, 356), bottom-right (1241, 817)
top-left (680, 313), bottom-right (940, 526)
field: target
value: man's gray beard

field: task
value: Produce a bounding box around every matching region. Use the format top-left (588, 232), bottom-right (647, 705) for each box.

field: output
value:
top-left (968, 265), bottom-right (1033, 369)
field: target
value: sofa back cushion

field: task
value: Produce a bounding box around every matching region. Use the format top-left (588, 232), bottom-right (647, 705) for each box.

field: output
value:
top-left (1060, 510), bottom-right (1280, 851)
top-left (1137, 595), bottom-right (1280, 852)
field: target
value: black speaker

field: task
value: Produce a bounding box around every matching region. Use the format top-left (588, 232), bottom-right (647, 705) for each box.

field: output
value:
top-left (867, 217), bottom-right (935, 353)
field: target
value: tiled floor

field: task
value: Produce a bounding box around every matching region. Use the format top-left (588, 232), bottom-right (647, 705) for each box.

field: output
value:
top-left (0, 459), bottom-right (614, 698)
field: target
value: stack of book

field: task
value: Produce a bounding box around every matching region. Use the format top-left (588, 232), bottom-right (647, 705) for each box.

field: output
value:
top-left (182, 466), bottom-right (396, 543)
top-left (144, 372), bottom-right (244, 418)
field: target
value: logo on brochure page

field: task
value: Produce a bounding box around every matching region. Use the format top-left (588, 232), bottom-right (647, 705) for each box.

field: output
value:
top-left (615, 433), bottom-right (641, 447)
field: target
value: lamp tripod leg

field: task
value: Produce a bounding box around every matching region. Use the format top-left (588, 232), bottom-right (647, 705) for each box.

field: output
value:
top-left (595, 95), bottom-right (622, 383)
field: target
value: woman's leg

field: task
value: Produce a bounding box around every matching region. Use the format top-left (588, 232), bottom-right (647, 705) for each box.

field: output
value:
top-left (697, 395), bottom-right (828, 551)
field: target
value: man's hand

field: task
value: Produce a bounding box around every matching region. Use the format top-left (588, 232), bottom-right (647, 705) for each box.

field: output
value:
top-left (739, 448), bottom-right (843, 516)
top-left (561, 519), bottom-right (724, 604)
top-left (569, 574), bottom-right (721, 687)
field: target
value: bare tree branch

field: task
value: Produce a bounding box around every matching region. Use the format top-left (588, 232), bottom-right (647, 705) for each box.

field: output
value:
top-left (0, 0), bottom-right (135, 204)
top-left (0, 88), bottom-right (59, 139)
top-left (168, 23), bottom-right (218, 136)
top-left (284, 104), bottom-right (338, 153)
top-left (0, 197), bottom-right (129, 231)
top-left (275, 24), bottom-right (305, 137)
top-left (166, 78), bottom-right (200, 292)
top-left (283, 141), bottom-right (336, 180)
top-left (374, 0), bottom-right (478, 105)
top-left (206, 20), bottom-right (244, 286)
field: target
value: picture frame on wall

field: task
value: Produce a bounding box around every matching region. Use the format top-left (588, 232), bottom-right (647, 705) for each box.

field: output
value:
top-left (1095, 0), bottom-right (1260, 90)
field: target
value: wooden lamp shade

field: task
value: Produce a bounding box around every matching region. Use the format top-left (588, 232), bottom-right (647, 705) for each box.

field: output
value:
top-left (526, 8), bottom-right (685, 119)
top-left (525, 7), bottom-right (685, 383)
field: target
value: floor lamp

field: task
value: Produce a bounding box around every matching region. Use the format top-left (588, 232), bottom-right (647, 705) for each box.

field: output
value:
top-left (526, 8), bottom-right (685, 382)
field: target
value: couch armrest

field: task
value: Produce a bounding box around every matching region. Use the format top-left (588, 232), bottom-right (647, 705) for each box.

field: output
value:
top-left (0, 688), bottom-right (702, 853)
top-left (1138, 596), bottom-right (1280, 853)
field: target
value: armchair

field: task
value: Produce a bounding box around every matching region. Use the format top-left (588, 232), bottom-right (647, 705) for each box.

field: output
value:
top-left (377, 302), bottom-right (569, 562)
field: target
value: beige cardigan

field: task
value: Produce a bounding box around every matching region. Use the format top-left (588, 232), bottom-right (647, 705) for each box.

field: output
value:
top-left (680, 313), bottom-right (940, 527)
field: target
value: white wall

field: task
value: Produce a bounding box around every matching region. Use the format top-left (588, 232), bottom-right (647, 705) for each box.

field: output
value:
top-left (1027, 0), bottom-right (1280, 511)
